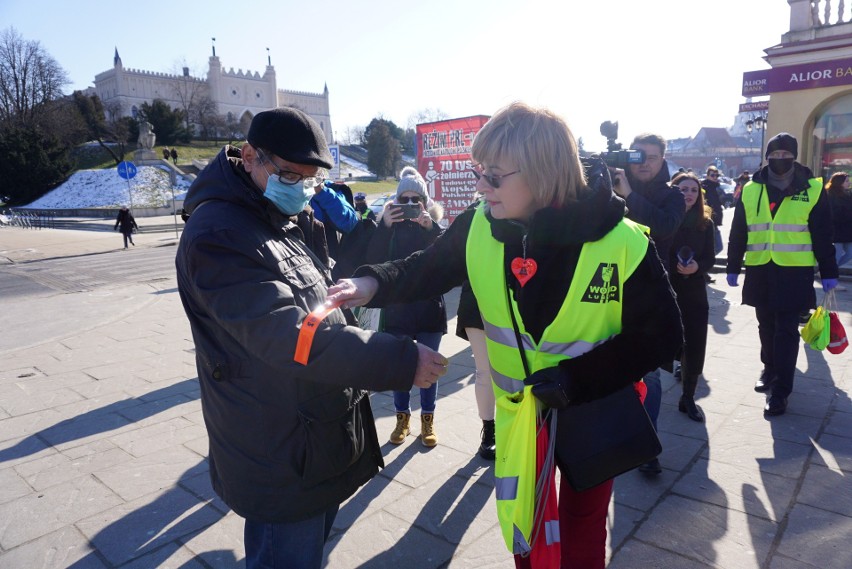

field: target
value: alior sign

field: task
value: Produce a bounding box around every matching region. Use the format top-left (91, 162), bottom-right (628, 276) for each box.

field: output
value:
top-left (743, 57), bottom-right (852, 95)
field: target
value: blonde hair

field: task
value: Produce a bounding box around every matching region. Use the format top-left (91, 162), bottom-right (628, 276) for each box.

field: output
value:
top-left (471, 102), bottom-right (586, 208)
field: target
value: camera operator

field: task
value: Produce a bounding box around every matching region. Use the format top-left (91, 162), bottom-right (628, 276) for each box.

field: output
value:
top-left (608, 132), bottom-right (685, 476)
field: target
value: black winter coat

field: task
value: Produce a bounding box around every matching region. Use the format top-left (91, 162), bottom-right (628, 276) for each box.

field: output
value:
top-left (355, 172), bottom-right (682, 404)
top-left (365, 216), bottom-right (447, 336)
top-left (624, 160), bottom-right (685, 270)
top-left (829, 189), bottom-right (852, 243)
top-left (175, 146), bottom-right (418, 523)
top-left (114, 209), bottom-right (138, 234)
top-left (700, 178), bottom-right (725, 226)
top-left (726, 163), bottom-right (838, 311)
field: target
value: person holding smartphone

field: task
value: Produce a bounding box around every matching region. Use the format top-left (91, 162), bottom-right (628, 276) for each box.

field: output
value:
top-left (668, 171), bottom-right (716, 422)
top-left (367, 166), bottom-right (447, 447)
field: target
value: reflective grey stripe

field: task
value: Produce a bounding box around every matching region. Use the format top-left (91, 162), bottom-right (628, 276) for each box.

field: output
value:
top-left (545, 520), bottom-right (560, 545)
top-left (483, 320), bottom-right (535, 351)
top-left (747, 242), bottom-right (812, 252)
top-left (513, 525), bottom-right (531, 555)
top-left (772, 243), bottom-right (812, 252)
top-left (748, 223), bottom-right (771, 231)
top-left (491, 366), bottom-right (525, 394)
top-left (772, 223), bottom-right (808, 232)
top-left (495, 476), bottom-right (519, 500)
top-left (539, 337), bottom-right (610, 358)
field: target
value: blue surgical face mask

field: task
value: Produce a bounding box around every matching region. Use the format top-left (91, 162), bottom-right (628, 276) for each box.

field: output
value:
top-left (262, 169), bottom-right (313, 216)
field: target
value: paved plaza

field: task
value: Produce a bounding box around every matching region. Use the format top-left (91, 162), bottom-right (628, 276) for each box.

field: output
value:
top-left (0, 218), bottom-right (850, 568)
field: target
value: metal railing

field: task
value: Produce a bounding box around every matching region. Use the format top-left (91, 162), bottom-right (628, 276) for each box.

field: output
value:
top-left (0, 209), bottom-right (56, 229)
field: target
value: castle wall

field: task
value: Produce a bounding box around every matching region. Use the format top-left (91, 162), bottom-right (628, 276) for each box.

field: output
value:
top-left (94, 55), bottom-right (332, 143)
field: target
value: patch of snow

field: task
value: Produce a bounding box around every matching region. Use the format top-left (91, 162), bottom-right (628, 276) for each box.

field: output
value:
top-left (23, 166), bottom-right (191, 209)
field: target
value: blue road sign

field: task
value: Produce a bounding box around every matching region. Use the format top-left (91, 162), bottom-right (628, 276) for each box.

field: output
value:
top-left (117, 161), bottom-right (137, 180)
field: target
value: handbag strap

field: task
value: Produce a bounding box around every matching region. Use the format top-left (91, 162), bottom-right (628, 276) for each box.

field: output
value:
top-left (505, 284), bottom-right (532, 379)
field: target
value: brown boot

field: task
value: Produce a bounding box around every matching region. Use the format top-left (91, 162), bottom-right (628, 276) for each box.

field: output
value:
top-left (389, 412), bottom-right (410, 444)
top-left (421, 413), bottom-right (438, 447)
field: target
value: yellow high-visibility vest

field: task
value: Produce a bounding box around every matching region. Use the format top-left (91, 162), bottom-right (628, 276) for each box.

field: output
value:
top-left (740, 178), bottom-right (821, 266)
top-left (466, 207), bottom-right (649, 555)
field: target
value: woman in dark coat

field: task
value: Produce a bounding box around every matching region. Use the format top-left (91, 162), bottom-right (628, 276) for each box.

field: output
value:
top-left (668, 172), bottom-right (716, 422)
top-left (114, 206), bottom-right (138, 249)
top-left (366, 166), bottom-right (446, 448)
top-left (826, 171), bottom-right (852, 268)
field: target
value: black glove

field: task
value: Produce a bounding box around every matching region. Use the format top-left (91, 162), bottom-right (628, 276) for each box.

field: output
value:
top-left (523, 366), bottom-right (573, 409)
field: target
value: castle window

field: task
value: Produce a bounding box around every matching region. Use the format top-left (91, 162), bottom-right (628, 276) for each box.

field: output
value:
top-left (232, 88), bottom-right (238, 96)
top-left (256, 92), bottom-right (261, 98)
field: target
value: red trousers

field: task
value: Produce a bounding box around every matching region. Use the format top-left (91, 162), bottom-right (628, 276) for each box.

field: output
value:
top-left (515, 475), bottom-right (613, 569)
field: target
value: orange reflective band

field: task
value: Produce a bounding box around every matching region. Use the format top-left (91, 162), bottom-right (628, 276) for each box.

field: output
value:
top-left (294, 301), bottom-right (341, 365)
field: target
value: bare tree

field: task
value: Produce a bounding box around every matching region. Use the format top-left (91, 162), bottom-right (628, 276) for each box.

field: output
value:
top-left (171, 62), bottom-right (208, 135)
top-left (407, 107), bottom-right (450, 129)
top-left (0, 27), bottom-right (69, 126)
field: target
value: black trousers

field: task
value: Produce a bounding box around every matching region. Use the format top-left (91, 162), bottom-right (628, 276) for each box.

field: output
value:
top-left (671, 275), bottom-right (709, 396)
top-left (754, 306), bottom-right (800, 398)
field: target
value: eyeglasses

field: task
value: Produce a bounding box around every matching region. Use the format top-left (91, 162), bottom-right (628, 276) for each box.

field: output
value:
top-left (707, 172), bottom-right (719, 178)
top-left (471, 168), bottom-right (521, 189)
top-left (257, 150), bottom-right (324, 189)
top-left (397, 196), bottom-right (421, 204)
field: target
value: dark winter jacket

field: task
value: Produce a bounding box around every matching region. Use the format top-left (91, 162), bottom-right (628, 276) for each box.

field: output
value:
top-left (668, 207), bottom-right (716, 280)
top-left (175, 146), bottom-right (418, 523)
top-left (355, 167), bottom-right (682, 404)
top-left (828, 188), bottom-right (852, 243)
top-left (114, 209), bottom-right (138, 234)
top-left (726, 163), bottom-right (838, 311)
top-left (365, 214), bottom-right (447, 336)
top-left (624, 160), bottom-right (685, 270)
top-left (700, 178), bottom-right (725, 226)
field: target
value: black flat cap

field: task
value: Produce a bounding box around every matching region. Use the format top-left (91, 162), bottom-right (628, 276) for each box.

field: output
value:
top-left (247, 107), bottom-right (333, 169)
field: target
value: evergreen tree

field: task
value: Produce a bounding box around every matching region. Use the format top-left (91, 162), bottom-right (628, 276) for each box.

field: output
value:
top-left (138, 99), bottom-right (189, 145)
top-left (366, 122), bottom-right (401, 178)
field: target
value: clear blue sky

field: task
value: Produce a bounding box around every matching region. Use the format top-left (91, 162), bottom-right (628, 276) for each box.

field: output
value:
top-left (2, 0), bottom-right (789, 150)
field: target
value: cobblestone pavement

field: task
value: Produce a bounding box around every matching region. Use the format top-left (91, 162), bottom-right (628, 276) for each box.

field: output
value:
top-left (0, 221), bottom-right (850, 568)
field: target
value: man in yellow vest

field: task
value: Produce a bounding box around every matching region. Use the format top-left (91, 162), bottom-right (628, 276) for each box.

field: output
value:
top-left (726, 133), bottom-right (838, 416)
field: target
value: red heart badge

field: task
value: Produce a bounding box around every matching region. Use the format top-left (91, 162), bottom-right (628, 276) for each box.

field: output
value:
top-left (511, 257), bottom-right (538, 287)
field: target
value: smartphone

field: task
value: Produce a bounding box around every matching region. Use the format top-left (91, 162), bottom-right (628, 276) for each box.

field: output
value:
top-left (394, 204), bottom-right (421, 220)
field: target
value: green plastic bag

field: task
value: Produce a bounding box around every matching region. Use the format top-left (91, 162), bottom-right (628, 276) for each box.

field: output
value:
top-left (801, 305), bottom-right (830, 350)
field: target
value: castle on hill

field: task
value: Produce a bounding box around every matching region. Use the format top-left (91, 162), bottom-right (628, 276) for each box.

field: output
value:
top-left (93, 47), bottom-right (332, 142)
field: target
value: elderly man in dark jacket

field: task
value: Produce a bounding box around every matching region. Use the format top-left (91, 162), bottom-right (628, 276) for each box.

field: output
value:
top-left (726, 132), bottom-right (838, 417)
top-left (175, 107), bottom-right (447, 568)
top-left (609, 132), bottom-right (685, 475)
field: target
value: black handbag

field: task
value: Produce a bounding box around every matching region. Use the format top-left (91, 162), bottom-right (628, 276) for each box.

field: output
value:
top-left (555, 384), bottom-right (661, 492)
top-left (503, 287), bottom-right (661, 494)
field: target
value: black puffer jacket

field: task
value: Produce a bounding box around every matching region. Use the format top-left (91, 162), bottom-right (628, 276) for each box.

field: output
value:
top-left (355, 165), bottom-right (682, 403)
top-left (624, 160), bottom-right (685, 270)
top-left (829, 188), bottom-right (852, 243)
top-left (365, 215), bottom-right (447, 335)
top-left (175, 146), bottom-right (418, 523)
top-left (726, 163), bottom-right (838, 311)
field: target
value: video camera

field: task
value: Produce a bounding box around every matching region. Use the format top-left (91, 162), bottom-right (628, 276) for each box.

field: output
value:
top-left (597, 121), bottom-right (646, 169)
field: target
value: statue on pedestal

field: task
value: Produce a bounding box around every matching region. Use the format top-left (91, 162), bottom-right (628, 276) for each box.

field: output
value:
top-left (137, 121), bottom-right (156, 150)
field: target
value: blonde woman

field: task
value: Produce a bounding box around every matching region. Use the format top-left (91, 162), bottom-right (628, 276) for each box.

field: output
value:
top-left (330, 102), bottom-right (680, 567)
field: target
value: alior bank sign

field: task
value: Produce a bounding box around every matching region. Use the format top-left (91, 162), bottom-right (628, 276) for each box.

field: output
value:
top-left (743, 57), bottom-right (852, 95)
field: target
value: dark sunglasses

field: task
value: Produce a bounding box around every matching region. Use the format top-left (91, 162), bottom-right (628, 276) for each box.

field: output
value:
top-left (707, 172), bottom-right (719, 178)
top-left (471, 168), bottom-right (520, 189)
top-left (397, 196), bottom-right (421, 204)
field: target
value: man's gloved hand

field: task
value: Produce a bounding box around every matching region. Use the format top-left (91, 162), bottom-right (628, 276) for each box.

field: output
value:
top-left (822, 278), bottom-right (838, 291)
top-left (523, 367), bottom-right (572, 409)
top-left (726, 274), bottom-right (739, 287)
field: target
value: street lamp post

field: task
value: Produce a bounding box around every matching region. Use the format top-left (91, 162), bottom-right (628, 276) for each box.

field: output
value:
top-left (746, 113), bottom-right (768, 168)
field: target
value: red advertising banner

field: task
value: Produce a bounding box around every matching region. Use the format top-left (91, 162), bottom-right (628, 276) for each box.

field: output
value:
top-left (416, 115), bottom-right (490, 224)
